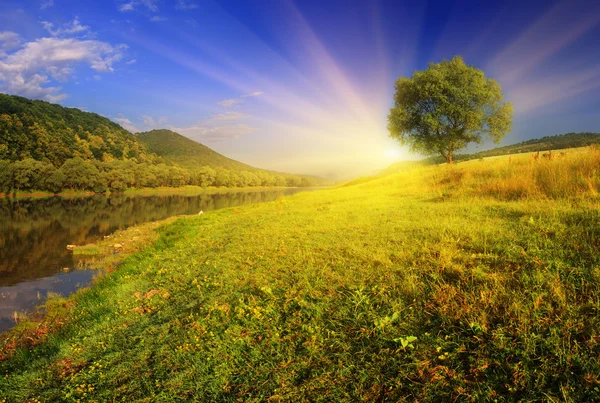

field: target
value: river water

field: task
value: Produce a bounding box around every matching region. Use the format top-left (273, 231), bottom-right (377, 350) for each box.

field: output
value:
top-left (0, 188), bottom-right (312, 332)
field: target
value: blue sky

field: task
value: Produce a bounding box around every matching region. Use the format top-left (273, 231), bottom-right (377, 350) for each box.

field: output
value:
top-left (0, 0), bottom-right (599, 179)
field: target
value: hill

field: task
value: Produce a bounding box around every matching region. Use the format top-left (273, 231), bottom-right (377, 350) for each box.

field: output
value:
top-left (0, 93), bottom-right (155, 166)
top-left (468, 131), bottom-right (600, 157)
top-left (0, 94), bottom-right (328, 193)
top-left (428, 131), bottom-right (600, 165)
top-left (137, 129), bottom-right (255, 171)
top-left (381, 131), bottom-right (600, 175)
top-left (137, 129), bottom-right (329, 186)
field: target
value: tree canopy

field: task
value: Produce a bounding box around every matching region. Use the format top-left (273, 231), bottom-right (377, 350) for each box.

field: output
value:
top-left (387, 56), bottom-right (513, 164)
top-left (0, 93), bottom-right (329, 193)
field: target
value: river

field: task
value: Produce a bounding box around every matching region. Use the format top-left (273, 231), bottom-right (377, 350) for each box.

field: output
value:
top-left (0, 188), bottom-right (313, 332)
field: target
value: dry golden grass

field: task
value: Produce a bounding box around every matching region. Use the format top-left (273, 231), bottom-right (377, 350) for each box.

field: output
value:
top-left (425, 146), bottom-right (600, 200)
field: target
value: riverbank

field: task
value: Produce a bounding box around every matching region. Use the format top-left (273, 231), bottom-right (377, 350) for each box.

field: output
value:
top-left (0, 216), bottom-right (176, 358)
top-left (1, 148), bottom-right (599, 401)
top-left (0, 185), bottom-right (319, 199)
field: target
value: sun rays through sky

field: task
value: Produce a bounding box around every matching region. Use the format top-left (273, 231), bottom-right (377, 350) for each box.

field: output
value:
top-left (0, 0), bottom-right (599, 179)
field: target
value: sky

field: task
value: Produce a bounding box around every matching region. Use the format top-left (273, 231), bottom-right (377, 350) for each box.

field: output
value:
top-left (0, 0), bottom-right (599, 179)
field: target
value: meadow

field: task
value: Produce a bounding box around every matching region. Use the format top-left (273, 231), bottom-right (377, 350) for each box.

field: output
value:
top-left (1, 147), bottom-right (599, 402)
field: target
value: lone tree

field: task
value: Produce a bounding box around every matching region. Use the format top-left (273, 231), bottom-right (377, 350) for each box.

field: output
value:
top-left (387, 56), bottom-right (513, 164)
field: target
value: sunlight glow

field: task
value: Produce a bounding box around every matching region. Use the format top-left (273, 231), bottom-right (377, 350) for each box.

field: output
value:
top-left (385, 148), bottom-right (402, 159)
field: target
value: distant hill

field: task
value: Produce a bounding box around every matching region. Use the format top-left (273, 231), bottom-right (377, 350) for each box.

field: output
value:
top-left (137, 129), bottom-right (330, 185)
top-left (381, 132), bottom-right (600, 175)
top-left (455, 132), bottom-right (600, 161)
top-left (137, 129), bottom-right (255, 171)
top-left (0, 93), bottom-right (155, 166)
top-left (427, 132), bottom-right (600, 165)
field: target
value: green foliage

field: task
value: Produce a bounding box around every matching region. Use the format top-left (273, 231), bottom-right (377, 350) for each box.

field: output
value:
top-left (388, 56), bottom-right (513, 163)
top-left (0, 93), bottom-right (154, 166)
top-left (137, 129), bottom-right (254, 171)
top-left (394, 336), bottom-right (418, 350)
top-left (60, 157), bottom-right (103, 192)
top-left (0, 95), bottom-right (328, 193)
top-left (0, 159), bottom-right (14, 194)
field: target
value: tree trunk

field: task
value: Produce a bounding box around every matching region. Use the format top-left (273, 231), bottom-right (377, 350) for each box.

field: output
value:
top-left (441, 151), bottom-right (453, 164)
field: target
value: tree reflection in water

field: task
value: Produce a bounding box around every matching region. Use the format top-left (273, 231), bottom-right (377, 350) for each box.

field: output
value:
top-left (0, 188), bottom-right (311, 331)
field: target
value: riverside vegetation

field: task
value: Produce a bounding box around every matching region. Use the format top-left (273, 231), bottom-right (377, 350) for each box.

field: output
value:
top-left (1, 146), bottom-right (599, 401)
top-left (0, 94), bottom-right (327, 196)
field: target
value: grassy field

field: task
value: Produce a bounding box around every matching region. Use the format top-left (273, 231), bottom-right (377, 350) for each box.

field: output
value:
top-left (1, 147), bottom-right (599, 401)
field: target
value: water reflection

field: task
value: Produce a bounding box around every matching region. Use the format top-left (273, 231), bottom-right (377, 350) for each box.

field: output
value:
top-left (0, 188), bottom-right (312, 331)
top-left (0, 270), bottom-right (96, 332)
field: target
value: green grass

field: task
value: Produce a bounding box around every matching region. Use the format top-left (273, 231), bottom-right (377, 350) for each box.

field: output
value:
top-left (1, 147), bottom-right (599, 401)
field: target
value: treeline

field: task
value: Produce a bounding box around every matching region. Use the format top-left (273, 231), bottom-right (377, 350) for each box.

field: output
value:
top-left (0, 158), bottom-right (321, 195)
top-left (422, 132), bottom-right (600, 164)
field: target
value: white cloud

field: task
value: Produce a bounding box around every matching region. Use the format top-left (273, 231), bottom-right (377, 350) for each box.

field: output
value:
top-left (119, 0), bottom-right (159, 13)
top-left (176, 0), bottom-right (198, 10)
top-left (0, 33), bottom-right (127, 102)
top-left (211, 111), bottom-right (249, 121)
top-left (142, 115), bottom-right (155, 126)
top-left (242, 91), bottom-right (264, 97)
top-left (119, 3), bottom-right (134, 12)
top-left (0, 32), bottom-right (21, 56)
top-left (40, 0), bottom-right (54, 9)
top-left (216, 92), bottom-right (263, 108)
top-left (42, 17), bottom-right (90, 37)
top-left (217, 98), bottom-right (242, 108)
top-left (172, 124), bottom-right (256, 142)
top-left (113, 117), bottom-right (140, 133)
top-left (125, 58), bottom-right (137, 64)
top-left (150, 16), bottom-right (168, 22)
top-left (142, 115), bottom-right (167, 128)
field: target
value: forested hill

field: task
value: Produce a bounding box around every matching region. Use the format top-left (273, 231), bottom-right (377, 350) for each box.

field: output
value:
top-left (0, 93), bottom-right (329, 194)
top-left (137, 129), bottom-right (255, 171)
top-left (0, 93), bottom-right (155, 166)
top-left (381, 132), bottom-right (600, 175)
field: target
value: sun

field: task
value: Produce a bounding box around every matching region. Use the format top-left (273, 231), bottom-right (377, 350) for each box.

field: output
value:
top-left (385, 148), bottom-right (402, 159)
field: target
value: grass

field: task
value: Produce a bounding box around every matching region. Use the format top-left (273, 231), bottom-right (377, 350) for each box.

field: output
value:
top-left (1, 147), bottom-right (599, 401)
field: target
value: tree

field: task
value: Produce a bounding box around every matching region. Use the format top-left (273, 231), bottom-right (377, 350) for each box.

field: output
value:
top-left (45, 169), bottom-right (65, 194)
top-left (214, 168), bottom-right (232, 187)
top-left (197, 166), bottom-right (216, 188)
top-left (59, 157), bottom-right (104, 191)
top-left (387, 56), bottom-right (513, 164)
top-left (0, 160), bottom-right (14, 194)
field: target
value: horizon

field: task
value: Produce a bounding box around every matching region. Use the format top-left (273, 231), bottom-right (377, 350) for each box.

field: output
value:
top-left (1, 0), bottom-right (599, 180)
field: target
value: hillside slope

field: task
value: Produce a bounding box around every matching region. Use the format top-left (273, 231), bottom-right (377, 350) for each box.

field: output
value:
top-left (453, 131), bottom-right (600, 162)
top-left (382, 131), bottom-right (600, 175)
top-left (0, 94), bottom-right (153, 166)
top-left (136, 129), bottom-right (255, 171)
top-left (137, 129), bottom-right (329, 185)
